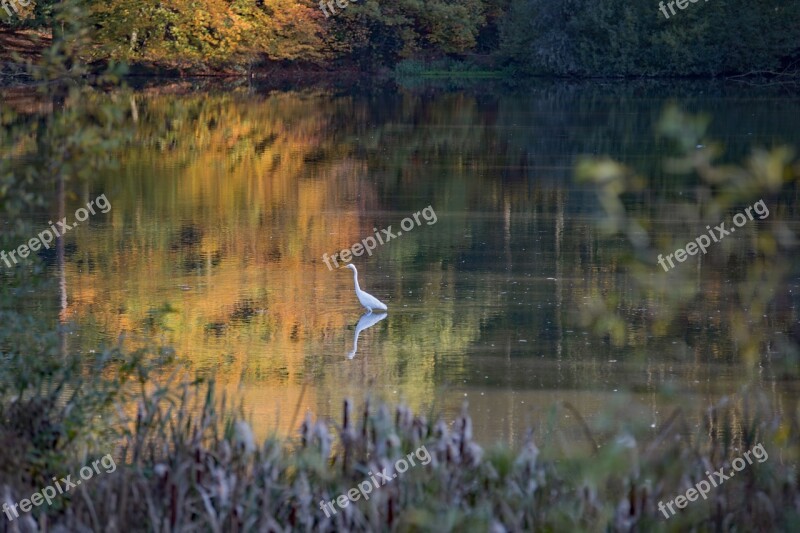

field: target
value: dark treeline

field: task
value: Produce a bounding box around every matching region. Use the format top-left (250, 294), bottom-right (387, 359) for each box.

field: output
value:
top-left (2, 1), bottom-right (800, 77)
top-left (500, 0), bottom-right (800, 77)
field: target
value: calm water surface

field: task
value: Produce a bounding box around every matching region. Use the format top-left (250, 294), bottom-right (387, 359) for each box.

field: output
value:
top-left (49, 81), bottom-right (800, 446)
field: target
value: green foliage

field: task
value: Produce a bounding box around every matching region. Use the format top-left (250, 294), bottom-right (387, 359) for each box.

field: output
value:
top-left (286, 0), bottom-right (488, 68)
top-left (7, 0), bottom-right (798, 74)
top-left (394, 58), bottom-right (500, 77)
top-left (577, 105), bottom-right (799, 365)
top-left (498, 0), bottom-right (578, 75)
top-left (499, 0), bottom-right (800, 76)
top-left (0, 0), bottom-right (139, 504)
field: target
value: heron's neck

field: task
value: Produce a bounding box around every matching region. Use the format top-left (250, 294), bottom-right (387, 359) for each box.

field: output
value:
top-left (352, 269), bottom-right (361, 291)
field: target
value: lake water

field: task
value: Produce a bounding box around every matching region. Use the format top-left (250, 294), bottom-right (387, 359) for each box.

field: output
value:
top-left (33, 79), bottom-right (800, 448)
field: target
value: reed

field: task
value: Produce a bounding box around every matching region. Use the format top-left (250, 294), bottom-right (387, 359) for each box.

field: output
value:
top-left (2, 359), bottom-right (796, 531)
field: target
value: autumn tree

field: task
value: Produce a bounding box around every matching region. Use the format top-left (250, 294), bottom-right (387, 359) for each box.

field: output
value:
top-left (328, 0), bottom-right (489, 67)
top-left (90, 0), bottom-right (329, 69)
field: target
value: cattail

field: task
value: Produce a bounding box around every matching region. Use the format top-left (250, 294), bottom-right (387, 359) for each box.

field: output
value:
top-left (234, 420), bottom-right (255, 455)
top-left (300, 413), bottom-right (312, 449)
top-left (315, 421), bottom-right (331, 459)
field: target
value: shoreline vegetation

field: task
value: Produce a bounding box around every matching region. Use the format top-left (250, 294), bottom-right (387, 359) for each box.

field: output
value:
top-left (4, 359), bottom-right (798, 531)
top-left (3, 0), bottom-right (800, 85)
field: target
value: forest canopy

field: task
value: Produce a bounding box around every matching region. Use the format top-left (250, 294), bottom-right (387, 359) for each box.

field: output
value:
top-left (1, 0), bottom-right (799, 76)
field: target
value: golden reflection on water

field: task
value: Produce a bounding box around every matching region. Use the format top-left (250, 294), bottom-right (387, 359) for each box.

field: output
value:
top-left (52, 86), bottom-right (799, 445)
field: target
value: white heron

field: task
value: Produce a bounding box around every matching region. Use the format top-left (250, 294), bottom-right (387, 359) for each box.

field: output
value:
top-left (344, 264), bottom-right (387, 313)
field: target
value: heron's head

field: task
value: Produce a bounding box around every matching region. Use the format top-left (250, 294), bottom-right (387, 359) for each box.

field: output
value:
top-left (345, 264), bottom-right (357, 272)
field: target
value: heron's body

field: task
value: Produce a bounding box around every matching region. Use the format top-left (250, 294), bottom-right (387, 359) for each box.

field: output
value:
top-left (345, 264), bottom-right (387, 313)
